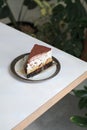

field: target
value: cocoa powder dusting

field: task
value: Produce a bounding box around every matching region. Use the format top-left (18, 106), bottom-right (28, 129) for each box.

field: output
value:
top-left (28, 44), bottom-right (51, 61)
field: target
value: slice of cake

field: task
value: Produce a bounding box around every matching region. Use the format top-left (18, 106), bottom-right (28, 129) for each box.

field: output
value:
top-left (25, 44), bottom-right (53, 78)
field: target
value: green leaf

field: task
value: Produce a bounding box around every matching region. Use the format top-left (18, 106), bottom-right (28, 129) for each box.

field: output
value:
top-left (73, 90), bottom-right (87, 98)
top-left (84, 86), bottom-right (87, 91)
top-left (24, 0), bottom-right (37, 9)
top-left (0, 6), bottom-right (10, 19)
top-left (0, 0), bottom-right (4, 7)
top-left (65, 1), bottom-right (87, 23)
top-left (70, 116), bottom-right (87, 127)
top-left (85, 0), bottom-right (87, 3)
top-left (51, 4), bottom-right (65, 23)
top-left (79, 97), bottom-right (87, 109)
top-left (57, 0), bottom-right (73, 5)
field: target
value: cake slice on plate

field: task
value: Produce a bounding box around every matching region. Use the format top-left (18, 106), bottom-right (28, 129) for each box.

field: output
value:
top-left (25, 44), bottom-right (53, 78)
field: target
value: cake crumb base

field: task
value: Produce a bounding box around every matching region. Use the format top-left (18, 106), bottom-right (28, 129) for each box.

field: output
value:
top-left (27, 61), bottom-right (53, 78)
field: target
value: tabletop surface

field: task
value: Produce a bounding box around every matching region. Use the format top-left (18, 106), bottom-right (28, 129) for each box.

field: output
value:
top-left (0, 22), bottom-right (87, 130)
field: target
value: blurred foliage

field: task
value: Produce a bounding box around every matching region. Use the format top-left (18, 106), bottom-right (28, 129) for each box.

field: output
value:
top-left (0, 0), bottom-right (52, 33)
top-left (36, 0), bottom-right (87, 58)
top-left (70, 86), bottom-right (87, 127)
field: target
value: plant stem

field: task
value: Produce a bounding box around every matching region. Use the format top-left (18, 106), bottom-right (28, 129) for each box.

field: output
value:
top-left (17, 0), bottom-right (24, 22)
top-left (34, 0), bottom-right (44, 8)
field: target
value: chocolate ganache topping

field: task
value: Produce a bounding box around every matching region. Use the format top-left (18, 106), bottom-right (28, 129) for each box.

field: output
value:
top-left (28, 44), bottom-right (51, 62)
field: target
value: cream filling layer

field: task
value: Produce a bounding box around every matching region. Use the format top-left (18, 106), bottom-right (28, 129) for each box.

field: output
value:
top-left (27, 50), bottom-right (52, 74)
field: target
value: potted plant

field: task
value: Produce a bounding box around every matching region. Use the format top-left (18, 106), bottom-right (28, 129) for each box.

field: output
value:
top-left (36, 0), bottom-right (87, 60)
top-left (0, 0), bottom-right (52, 35)
top-left (0, 0), bottom-right (38, 35)
top-left (70, 86), bottom-right (87, 127)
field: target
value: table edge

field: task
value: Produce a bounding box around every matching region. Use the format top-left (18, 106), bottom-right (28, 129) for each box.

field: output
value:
top-left (12, 71), bottom-right (87, 130)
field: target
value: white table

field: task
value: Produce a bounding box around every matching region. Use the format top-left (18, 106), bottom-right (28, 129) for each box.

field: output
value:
top-left (0, 22), bottom-right (87, 130)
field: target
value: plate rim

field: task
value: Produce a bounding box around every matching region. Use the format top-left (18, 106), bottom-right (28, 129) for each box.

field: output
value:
top-left (10, 53), bottom-right (61, 83)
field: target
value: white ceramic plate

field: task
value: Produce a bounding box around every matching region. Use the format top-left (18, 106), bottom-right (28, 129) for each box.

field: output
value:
top-left (10, 53), bottom-right (61, 82)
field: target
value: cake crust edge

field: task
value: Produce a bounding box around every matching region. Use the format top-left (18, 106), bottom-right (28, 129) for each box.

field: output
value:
top-left (26, 61), bottom-right (53, 78)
